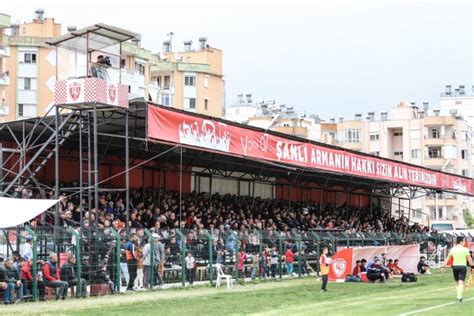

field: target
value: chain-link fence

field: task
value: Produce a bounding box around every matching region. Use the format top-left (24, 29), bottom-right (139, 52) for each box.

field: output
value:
top-left (0, 226), bottom-right (472, 301)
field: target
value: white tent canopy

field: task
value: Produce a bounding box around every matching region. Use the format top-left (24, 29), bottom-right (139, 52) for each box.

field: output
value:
top-left (0, 197), bottom-right (59, 229)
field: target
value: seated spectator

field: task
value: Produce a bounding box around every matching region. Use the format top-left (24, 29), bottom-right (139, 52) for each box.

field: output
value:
top-left (360, 259), bottom-right (367, 273)
top-left (392, 259), bottom-right (404, 275)
top-left (417, 256), bottom-right (431, 275)
top-left (367, 259), bottom-right (386, 283)
top-left (43, 253), bottom-right (69, 300)
top-left (352, 260), bottom-right (361, 276)
top-left (95, 265), bottom-right (115, 293)
top-left (60, 254), bottom-right (87, 298)
top-left (21, 258), bottom-right (46, 300)
top-left (0, 258), bottom-right (23, 304)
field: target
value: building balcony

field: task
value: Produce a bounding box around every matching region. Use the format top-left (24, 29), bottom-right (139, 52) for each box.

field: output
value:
top-left (0, 71), bottom-right (9, 86)
top-left (423, 135), bottom-right (457, 145)
top-left (338, 141), bottom-right (363, 151)
top-left (424, 198), bottom-right (458, 207)
top-left (423, 116), bottom-right (456, 126)
top-left (148, 83), bottom-right (159, 103)
top-left (0, 45), bottom-right (9, 57)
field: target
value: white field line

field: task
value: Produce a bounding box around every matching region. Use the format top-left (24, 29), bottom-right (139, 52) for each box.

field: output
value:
top-left (398, 297), bottom-right (474, 316)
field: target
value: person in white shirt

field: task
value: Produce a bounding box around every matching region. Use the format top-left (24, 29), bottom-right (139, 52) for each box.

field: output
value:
top-left (20, 236), bottom-right (33, 260)
top-left (185, 252), bottom-right (196, 285)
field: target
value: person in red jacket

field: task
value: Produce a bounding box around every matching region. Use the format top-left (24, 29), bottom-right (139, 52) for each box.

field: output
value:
top-left (43, 253), bottom-right (69, 300)
top-left (21, 259), bottom-right (45, 300)
top-left (352, 260), bottom-right (362, 276)
top-left (285, 247), bottom-right (295, 277)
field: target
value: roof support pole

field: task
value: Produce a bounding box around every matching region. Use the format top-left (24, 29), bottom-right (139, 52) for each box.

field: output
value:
top-left (125, 110), bottom-right (130, 234)
top-left (54, 105), bottom-right (60, 249)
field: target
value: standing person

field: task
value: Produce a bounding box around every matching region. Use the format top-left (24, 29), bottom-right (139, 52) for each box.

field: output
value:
top-left (143, 233), bottom-right (161, 289)
top-left (251, 254), bottom-right (259, 280)
top-left (124, 234), bottom-right (139, 291)
top-left (285, 247), bottom-right (295, 277)
top-left (43, 253), bottom-right (68, 300)
top-left (20, 236), bottom-right (34, 261)
top-left (237, 249), bottom-right (247, 279)
top-left (119, 237), bottom-right (130, 291)
top-left (185, 252), bottom-right (196, 285)
top-left (270, 248), bottom-right (279, 278)
top-left (299, 249), bottom-right (309, 276)
top-left (134, 242), bottom-right (144, 290)
top-left (441, 236), bottom-right (473, 302)
top-left (319, 247), bottom-right (331, 292)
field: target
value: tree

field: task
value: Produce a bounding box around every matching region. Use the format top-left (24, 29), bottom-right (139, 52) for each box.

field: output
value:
top-left (463, 208), bottom-right (474, 229)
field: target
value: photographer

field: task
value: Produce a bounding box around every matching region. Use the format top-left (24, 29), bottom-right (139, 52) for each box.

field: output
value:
top-left (91, 55), bottom-right (111, 81)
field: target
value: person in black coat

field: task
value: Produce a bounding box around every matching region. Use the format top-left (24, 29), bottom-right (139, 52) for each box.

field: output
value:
top-left (60, 254), bottom-right (87, 298)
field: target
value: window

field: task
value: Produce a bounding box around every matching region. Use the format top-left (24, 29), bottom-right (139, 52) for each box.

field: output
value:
top-left (184, 97), bottom-right (196, 109)
top-left (204, 75), bottom-right (209, 88)
top-left (24, 53), bottom-right (37, 63)
top-left (204, 98), bottom-right (208, 111)
top-left (163, 76), bottom-right (171, 89)
top-left (455, 100), bottom-right (462, 105)
top-left (394, 151), bottom-right (403, 160)
top-left (18, 103), bottom-right (36, 118)
top-left (393, 131), bottom-right (403, 137)
top-left (370, 133), bottom-right (379, 141)
top-left (159, 92), bottom-right (173, 106)
top-left (411, 209), bottom-right (422, 219)
top-left (24, 78), bottom-right (31, 90)
top-left (462, 169), bottom-right (469, 177)
top-left (431, 129), bottom-right (440, 139)
top-left (428, 147), bottom-right (442, 159)
top-left (461, 149), bottom-right (468, 160)
top-left (338, 129), bottom-right (361, 143)
top-left (370, 151), bottom-right (380, 156)
top-left (135, 62), bottom-right (145, 75)
top-left (411, 149), bottom-right (420, 159)
top-left (120, 59), bottom-right (126, 68)
top-left (184, 75), bottom-right (196, 86)
top-left (18, 103), bottom-right (23, 117)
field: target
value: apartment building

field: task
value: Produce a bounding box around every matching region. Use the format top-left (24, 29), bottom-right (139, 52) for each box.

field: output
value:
top-left (0, 10), bottom-right (224, 121)
top-left (151, 38), bottom-right (224, 118)
top-left (337, 101), bottom-right (473, 227)
top-left (226, 95), bottom-right (337, 143)
top-left (0, 13), bottom-right (10, 120)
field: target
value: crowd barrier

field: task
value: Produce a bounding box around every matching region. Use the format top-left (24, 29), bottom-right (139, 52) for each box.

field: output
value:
top-left (0, 226), bottom-right (472, 301)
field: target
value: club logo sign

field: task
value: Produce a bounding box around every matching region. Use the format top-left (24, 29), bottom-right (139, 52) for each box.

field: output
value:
top-left (68, 82), bottom-right (82, 101)
top-left (108, 84), bottom-right (116, 103)
top-left (332, 258), bottom-right (347, 278)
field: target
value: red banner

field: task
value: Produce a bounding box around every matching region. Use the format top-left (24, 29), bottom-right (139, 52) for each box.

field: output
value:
top-left (329, 248), bottom-right (353, 281)
top-left (147, 105), bottom-right (474, 195)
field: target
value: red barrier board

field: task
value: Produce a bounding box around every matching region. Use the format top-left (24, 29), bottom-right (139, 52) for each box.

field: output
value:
top-left (147, 105), bottom-right (473, 195)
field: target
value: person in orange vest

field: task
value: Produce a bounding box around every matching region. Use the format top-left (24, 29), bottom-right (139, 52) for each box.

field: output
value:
top-left (319, 247), bottom-right (331, 292)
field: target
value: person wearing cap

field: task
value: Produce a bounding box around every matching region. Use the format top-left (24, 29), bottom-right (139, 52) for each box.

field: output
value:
top-left (20, 236), bottom-right (33, 261)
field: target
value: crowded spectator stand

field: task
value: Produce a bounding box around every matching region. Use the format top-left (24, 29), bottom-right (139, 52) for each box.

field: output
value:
top-left (0, 23), bottom-right (473, 303)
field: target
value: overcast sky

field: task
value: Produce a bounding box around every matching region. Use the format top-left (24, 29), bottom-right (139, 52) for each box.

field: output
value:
top-left (3, 0), bottom-right (472, 119)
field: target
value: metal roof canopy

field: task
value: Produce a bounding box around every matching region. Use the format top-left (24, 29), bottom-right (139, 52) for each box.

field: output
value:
top-left (46, 23), bottom-right (139, 53)
top-left (0, 99), bottom-right (471, 199)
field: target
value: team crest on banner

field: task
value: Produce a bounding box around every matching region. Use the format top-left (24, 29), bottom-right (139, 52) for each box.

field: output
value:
top-left (67, 81), bottom-right (83, 103)
top-left (107, 83), bottom-right (118, 105)
top-left (332, 258), bottom-right (346, 278)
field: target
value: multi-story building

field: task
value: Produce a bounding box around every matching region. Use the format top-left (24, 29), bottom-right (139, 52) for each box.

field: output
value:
top-left (226, 95), bottom-right (337, 143)
top-left (1, 10), bottom-right (224, 121)
top-left (0, 13), bottom-right (10, 120)
top-left (337, 101), bottom-right (473, 227)
top-left (150, 38), bottom-right (224, 118)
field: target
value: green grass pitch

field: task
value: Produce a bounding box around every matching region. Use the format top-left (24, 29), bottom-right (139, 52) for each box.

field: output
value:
top-left (2, 271), bottom-right (473, 315)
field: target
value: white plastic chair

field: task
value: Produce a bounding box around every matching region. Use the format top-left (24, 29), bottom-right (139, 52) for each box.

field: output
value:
top-left (215, 263), bottom-right (233, 289)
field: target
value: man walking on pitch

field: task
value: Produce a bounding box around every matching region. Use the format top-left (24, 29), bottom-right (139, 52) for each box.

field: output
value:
top-left (441, 236), bottom-right (473, 302)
